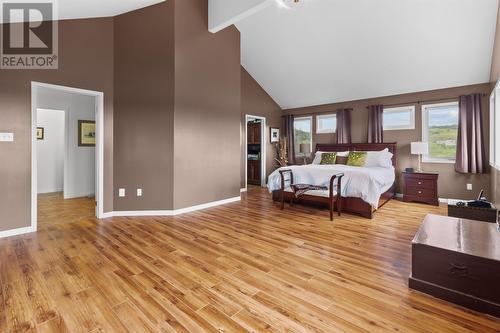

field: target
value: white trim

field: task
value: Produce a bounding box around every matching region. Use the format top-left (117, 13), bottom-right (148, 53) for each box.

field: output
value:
top-left (0, 226), bottom-right (37, 239)
top-left (383, 105), bottom-right (415, 131)
top-left (316, 113), bottom-right (336, 134)
top-left (396, 192), bottom-right (460, 204)
top-left (106, 196), bottom-right (241, 218)
top-left (240, 188), bottom-right (247, 192)
top-left (245, 115), bottom-right (267, 188)
top-left (31, 82), bottom-right (106, 239)
top-left (421, 101), bottom-right (459, 164)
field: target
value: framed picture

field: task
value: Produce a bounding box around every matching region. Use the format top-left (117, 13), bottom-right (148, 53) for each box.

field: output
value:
top-left (78, 120), bottom-right (96, 147)
top-left (270, 127), bottom-right (280, 143)
top-left (36, 127), bottom-right (44, 140)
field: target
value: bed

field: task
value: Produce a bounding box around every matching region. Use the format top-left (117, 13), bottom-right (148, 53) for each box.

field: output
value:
top-left (268, 143), bottom-right (397, 219)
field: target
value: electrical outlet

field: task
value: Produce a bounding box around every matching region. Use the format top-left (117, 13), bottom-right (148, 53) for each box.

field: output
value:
top-left (466, 183), bottom-right (473, 191)
top-left (119, 188), bottom-right (125, 197)
top-left (0, 132), bottom-right (14, 142)
top-left (137, 189), bottom-right (142, 197)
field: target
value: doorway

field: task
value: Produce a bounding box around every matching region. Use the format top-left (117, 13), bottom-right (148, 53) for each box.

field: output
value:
top-left (31, 82), bottom-right (104, 231)
top-left (245, 115), bottom-right (266, 189)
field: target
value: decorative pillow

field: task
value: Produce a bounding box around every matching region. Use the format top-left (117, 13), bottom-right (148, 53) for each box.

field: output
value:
top-left (312, 151), bottom-right (348, 164)
top-left (336, 156), bottom-right (348, 165)
top-left (312, 151), bottom-right (326, 164)
top-left (347, 151), bottom-right (367, 167)
top-left (320, 152), bottom-right (337, 165)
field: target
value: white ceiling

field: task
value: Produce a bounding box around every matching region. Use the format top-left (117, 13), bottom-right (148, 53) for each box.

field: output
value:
top-left (236, 0), bottom-right (499, 109)
top-left (0, 0), bottom-right (166, 23)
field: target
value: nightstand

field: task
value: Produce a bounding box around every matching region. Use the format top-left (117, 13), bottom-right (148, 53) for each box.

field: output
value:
top-left (403, 172), bottom-right (439, 206)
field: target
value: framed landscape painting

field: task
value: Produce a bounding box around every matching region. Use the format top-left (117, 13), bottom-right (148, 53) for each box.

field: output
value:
top-left (78, 120), bottom-right (96, 147)
top-left (36, 127), bottom-right (44, 140)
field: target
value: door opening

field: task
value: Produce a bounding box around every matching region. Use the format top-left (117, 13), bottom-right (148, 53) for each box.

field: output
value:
top-left (31, 82), bottom-right (105, 231)
top-left (245, 115), bottom-right (266, 189)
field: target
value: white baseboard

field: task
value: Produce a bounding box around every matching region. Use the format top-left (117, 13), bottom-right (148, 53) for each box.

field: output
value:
top-left (396, 193), bottom-right (460, 204)
top-left (104, 196), bottom-right (241, 219)
top-left (64, 193), bottom-right (95, 200)
top-left (0, 225), bottom-right (37, 239)
top-left (240, 188), bottom-right (247, 193)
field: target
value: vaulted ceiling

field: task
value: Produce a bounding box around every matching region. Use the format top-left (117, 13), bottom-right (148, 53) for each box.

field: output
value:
top-left (235, 0), bottom-right (499, 109)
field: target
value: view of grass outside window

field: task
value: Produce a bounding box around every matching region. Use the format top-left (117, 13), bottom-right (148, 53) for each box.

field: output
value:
top-left (422, 102), bottom-right (459, 162)
top-left (294, 117), bottom-right (312, 157)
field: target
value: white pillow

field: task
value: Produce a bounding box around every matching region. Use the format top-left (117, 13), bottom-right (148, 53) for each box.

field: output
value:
top-left (364, 149), bottom-right (393, 168)
top-left (312, 151), bottom-right (349, 164)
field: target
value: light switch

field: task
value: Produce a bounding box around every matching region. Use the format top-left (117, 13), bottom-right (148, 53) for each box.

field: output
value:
top-left (119, 188), bottom-right (125, 197)
top-left (137, 189), bottom-right (142, 197)
top-left (0, 132), bottom-right (14, 142)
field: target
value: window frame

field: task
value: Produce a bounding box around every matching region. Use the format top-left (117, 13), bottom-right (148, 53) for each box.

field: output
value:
top-left (293, 116), bottom-right (313, 157)
top-left (493, 80), bottom-right (500, 170)
top-left (490, 91), bottom-right (495, 168)
top-left (421, 101), bottom-right (459, 164)
top-left (316, 114), bottom-right (337, 134)
top-left (382, 105), bottom-right (415, 131)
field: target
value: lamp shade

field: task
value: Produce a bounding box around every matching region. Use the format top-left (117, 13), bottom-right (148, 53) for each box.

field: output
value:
top-left (299, 143), bottom-right (311, 154)
top-left (411, 142), bottom-right (428, 155)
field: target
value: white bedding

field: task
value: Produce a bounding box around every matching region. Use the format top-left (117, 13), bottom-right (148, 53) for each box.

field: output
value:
top-left (267, 164), bottom-right (395, 208)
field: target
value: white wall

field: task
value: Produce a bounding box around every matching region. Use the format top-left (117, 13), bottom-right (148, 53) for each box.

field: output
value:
top-left (37, 109), bottom-right (65, 194)
top-left (37, 87), bottom-right (96, 199)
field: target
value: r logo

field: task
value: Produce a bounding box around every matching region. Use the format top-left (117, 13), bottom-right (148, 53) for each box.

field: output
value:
top-left (0, 1), bottom-right (58, 69)
top-left (2, 3), bottom-right (53, 54)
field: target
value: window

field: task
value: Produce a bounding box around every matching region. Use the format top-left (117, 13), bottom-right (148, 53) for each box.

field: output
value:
top-left (490, 92), bottom-right (495, 167)
top-left (294, 116), bottom-right (312, 157)
top-left (316, 114), bottom-right (336, 134)
top-left (422, 102), bottom-right (459, 163)
top-left (492, 80), bottom-right (500, 169)
top-left (383, 106), bottom-right (415, 130)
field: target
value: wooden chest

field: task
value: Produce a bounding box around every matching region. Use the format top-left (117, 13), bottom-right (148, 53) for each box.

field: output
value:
top-left (409, 214), bottom-right (500, 317)
top-left (403, 172), bottom-right (439, 206)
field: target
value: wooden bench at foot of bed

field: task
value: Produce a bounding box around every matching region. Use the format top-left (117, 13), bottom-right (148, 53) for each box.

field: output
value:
top-left (272, 185), bottom-right (395, 219)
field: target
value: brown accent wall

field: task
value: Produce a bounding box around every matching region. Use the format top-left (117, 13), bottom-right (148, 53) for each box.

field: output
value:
top-left (491, 4), bottom-right (500, 83)
top-left (240, 67), bottom-right (282, 188)
top-left (113, 2), bottom-right (175, 211)
top-left (284, 83), bottom-right (491, 200)
top-left (0, 18), bottom-right (114, 232)
top-left (173, 0), bottom-right (241, 209)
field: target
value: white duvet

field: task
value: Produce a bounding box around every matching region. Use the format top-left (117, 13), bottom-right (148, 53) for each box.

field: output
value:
top-left (267, 164), bottom-right (395, 208)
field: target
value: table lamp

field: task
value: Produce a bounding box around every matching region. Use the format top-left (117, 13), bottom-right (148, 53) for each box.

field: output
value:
top-left (411, 142), bottom-right (428, 172)
top-left (299, 143), bottom-right (311, 165)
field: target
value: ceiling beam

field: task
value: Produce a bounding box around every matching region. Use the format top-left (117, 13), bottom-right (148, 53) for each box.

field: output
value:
top-left (209, 0), bottom-right (273, 33)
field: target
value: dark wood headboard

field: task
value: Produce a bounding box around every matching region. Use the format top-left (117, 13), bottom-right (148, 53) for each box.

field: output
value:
top-left (315, 143), bottom-right (397, 168)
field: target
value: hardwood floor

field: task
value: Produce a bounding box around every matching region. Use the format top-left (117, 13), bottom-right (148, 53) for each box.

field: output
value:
top-left (1, 189), bottom-right (499, 332)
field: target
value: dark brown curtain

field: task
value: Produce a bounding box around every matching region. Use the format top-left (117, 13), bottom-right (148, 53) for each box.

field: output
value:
top-left (336, 108), bottom-right (352, 144)
top-left (367, 104), bottom-right (384, 143)
top-left (282, 115), bottom-right (295, 165)
top-left (455, 94), bottom-right (486, 174)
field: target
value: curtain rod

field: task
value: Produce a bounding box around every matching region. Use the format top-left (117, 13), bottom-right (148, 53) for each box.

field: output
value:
top-left (365, 93), bottom-right (487, 109)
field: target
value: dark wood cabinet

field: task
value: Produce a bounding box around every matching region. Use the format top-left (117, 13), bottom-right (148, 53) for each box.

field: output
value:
top-left (403, 172), bottom-right (438, 206)
top-left (247, 160), bottom-right (261, 185)
top-left (448, 203), bottom-right (498, 223)
top-left (247, 123), bottom-right (261, 144)
top-left (410, 214), bottom-right (500, 317)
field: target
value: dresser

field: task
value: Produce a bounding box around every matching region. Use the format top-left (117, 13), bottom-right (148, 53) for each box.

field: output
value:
top-left (403, 172), bottom-right (439, 206)
top-left (410, 214), bottom-right (500, 317)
